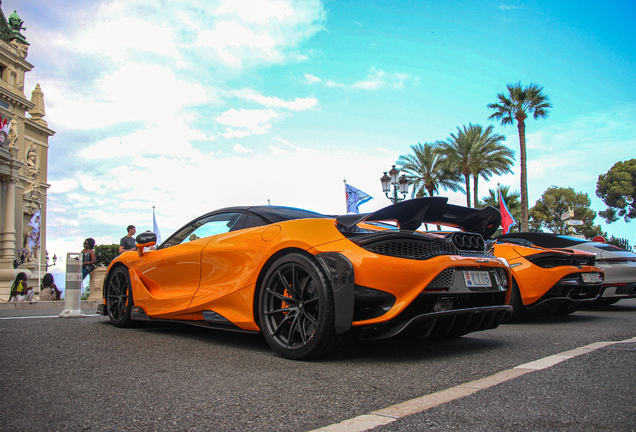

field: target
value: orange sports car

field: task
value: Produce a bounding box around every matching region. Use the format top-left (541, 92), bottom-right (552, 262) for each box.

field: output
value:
top-left (98, 197), bottom-right (512, 359)
top-left (493, 233), bottom-right (604, 320)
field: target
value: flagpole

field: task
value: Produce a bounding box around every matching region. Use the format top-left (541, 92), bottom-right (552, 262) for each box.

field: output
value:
top-left (343, 179), bottom-right (347, 214)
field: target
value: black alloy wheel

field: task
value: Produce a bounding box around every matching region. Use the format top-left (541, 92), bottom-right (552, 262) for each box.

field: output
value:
top-left (106, 266), bottom-right (134, 328)
top-left (259, 253), bottom-right (344, 360)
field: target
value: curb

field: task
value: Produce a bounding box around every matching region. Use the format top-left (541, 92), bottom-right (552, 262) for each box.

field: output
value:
top-left (0, 300), bottom-right (102, 310)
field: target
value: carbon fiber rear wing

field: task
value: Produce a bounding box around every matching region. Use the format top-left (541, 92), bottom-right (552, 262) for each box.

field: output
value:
top-left (336, 197), bottom-right (501, 239)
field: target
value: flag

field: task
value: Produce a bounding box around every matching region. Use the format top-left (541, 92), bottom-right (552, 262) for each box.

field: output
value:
top-left (152, 207), bottom-right (162, 245)
top-left (498, 188), bottom-right (516, 234)
top-left (27, 210), bottom-right (41, 252)
top-left (345, 183), bottom-right (373, 214)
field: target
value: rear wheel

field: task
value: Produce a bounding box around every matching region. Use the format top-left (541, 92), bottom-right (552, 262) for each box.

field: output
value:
top-left (506, 280), bottom-right (524, 322)
top-left (106, 266), bottom-right (134, 328)
top-left (259, 253), bottom-right (348, 360)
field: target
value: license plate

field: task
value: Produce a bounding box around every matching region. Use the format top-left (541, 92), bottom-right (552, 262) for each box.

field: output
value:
top-left (582, 273), bottom-right (602, 283)
top-left (463, 271), bottom-right (491, 288)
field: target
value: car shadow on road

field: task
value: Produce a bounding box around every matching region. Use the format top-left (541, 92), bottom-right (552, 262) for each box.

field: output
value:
top-left (335, 334), bottom-right (509, 363)
top-left (96, 319), bottom-right (271, 353)
top-left (502, 312), bottom-right (600, 326)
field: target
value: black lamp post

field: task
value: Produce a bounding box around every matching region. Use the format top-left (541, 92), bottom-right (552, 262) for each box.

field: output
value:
top-left (46, 251), bottom-right (57, 269)
top-left (380, 165), bottom-right (409, 204)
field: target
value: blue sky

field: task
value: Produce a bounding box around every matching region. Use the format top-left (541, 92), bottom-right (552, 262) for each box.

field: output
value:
top-left (12, 0), bottom-right (636, 278)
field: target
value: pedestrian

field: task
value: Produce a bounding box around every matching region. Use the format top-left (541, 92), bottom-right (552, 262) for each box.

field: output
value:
top-left (119, 225), bottom-right (136, 254)
top-left (82, 238), bottom-right (97, 280)
top-left (39, 273), bottom-right (62, 300)
top-left (8, 272), bottom-right (34, 302)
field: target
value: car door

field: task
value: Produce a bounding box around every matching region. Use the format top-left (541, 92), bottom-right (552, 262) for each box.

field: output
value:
top-left (188, 212), bottom-right (272, 310)
top-left (133, 212), bottom-right (244, 317)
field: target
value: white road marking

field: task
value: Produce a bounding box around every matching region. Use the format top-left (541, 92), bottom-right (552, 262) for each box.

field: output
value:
top-left (310, 336), bottom-right (636, 432)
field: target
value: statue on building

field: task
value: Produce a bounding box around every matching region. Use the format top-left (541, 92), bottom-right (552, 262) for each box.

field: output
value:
top-left (23, 142), bottom-right (39, 178)
top-left (7, 114), bottom-right (18, 149)
top-left (10, 40), bottom-right (28, 59)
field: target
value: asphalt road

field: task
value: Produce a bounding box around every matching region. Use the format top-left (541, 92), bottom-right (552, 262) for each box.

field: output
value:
top-left (0, 300), bottom-right (634, 432)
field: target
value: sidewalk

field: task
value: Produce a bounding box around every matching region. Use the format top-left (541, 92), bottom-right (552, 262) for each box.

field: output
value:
top-left (0, 300), bottom-right (102, 310)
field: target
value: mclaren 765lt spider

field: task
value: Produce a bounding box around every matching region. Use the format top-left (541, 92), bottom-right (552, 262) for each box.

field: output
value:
top-left (98, 197), bottom-right (512, 359)
top-left (496, 233), bottom-right (636, 306)
top-left (493, 233), bottom-right (604, 319)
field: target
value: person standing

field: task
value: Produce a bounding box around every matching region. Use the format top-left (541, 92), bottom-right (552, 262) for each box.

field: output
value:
top-left (119, 225), bottom-right (136, 254)
top-left (81, 238), bottom-right (97, 280)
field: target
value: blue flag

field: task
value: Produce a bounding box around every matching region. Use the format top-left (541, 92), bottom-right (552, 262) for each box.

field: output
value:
top-left (153, 206), bottom-right (162, 245)
top-left (345, 183), bottom-right (373, 214)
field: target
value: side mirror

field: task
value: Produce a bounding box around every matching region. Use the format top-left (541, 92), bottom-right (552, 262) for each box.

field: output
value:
top-left (136, 232), bottom-right (157, 257)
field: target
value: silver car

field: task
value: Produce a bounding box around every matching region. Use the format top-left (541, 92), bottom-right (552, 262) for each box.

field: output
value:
top-left (496, 233), bottom-right (636, 305)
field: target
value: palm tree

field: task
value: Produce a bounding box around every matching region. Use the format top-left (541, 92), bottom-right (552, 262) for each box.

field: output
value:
top-left (397, 142), bottom-right (464, 198)
top-left (437, 124), bottom-right (484, 207)
top-left (470, 125), bottom-right (515, 207)
top-left (488, 82), bottom-right (552, 231)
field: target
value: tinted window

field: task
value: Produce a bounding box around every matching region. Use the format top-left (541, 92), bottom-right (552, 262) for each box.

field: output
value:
top-left (240, 213), bottom-right (269, 230)
top-left (162, 212), bottom-right (243, 247)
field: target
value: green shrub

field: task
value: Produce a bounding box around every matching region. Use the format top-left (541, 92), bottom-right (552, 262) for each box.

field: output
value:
top-left (94, 244), bottom-right (120, 267)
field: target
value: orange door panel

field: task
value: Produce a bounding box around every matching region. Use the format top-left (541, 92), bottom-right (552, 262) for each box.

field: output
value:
top-left (133, 236), bottom-right (214, 316)
top-left (188, 228), bottom-right (272, 312)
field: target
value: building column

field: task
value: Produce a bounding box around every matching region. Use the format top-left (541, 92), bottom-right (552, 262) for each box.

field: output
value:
top-left (1, 172), bottom-right (18, 263)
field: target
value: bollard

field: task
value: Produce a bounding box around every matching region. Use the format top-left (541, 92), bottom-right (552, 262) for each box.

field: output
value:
top-left (59, 252), bottom-right (86, 318)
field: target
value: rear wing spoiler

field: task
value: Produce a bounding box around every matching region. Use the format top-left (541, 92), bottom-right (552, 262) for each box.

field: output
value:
top-left (336, 197), bottom-right (502, 239)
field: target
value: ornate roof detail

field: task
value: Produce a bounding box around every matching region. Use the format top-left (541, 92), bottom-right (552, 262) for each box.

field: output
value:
top-left (0, 2), bottom-right (28, 45)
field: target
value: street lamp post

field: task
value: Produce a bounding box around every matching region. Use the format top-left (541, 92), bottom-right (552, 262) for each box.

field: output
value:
top-left (45, 251), bottom-right (57, 269)
top-left (380, 165), bottom-right (409, 204)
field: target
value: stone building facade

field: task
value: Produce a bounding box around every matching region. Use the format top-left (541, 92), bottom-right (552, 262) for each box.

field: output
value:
top-left (0, 3), bottom-right (55, 298)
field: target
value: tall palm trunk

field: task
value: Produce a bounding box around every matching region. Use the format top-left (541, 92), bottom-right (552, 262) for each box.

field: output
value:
top-left (464, 173), bottom-right (471, 207)
top-left (517, 119), bottom-right (529, 231)
top-left (473, 176), bottom-right (479, 207)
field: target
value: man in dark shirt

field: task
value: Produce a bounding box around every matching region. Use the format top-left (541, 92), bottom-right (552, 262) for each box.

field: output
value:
top-left (119, 225), bottom-right (137, 253)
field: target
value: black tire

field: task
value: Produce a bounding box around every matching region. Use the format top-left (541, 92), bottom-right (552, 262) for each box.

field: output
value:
top-left (259, 253), bottom-right (348, 360)
top-left (106, 266), bottom-right (134, 328)
top-left (506, 280), bottom-right (525, 322)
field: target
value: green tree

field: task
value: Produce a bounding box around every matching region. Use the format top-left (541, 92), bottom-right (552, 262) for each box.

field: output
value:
top-left (397, 142), bottom-right (464, 198)
top-left (470, 126), bottom-right (515, 207)
top-left (529, 186), bottom-right (605, 238)
top-left (488, 82), bottom-right (552, 231)
top-left (596, 159), bottom-right (636, 223)
top-left (95, 244), bottom-right (120, 267)
top-left (437, 124), bottom-right (484, 207)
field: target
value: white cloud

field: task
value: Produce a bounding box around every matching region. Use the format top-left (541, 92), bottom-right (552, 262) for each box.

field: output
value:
top-left (304, 73), bottom-right (322, 84)
top-left (242, 92), bottom-right (318, 110)
top-left (305, 67), bottom-right (412, 90)
top-left (215, 108), bottom-right (278, 137)
top-left (233, 144), bottom-right (252, 153)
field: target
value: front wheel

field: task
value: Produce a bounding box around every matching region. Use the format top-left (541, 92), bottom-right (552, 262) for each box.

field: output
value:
top-left (106, 266), bottom-right (134, 328)
top-left (258, 253), bottom-right (348, 360)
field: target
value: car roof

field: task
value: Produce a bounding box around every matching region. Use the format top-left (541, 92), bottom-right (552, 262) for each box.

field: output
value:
top-left (496, 232), bottom-right (588, 248)
top-left (202, 205), bottom-right (329, 224)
